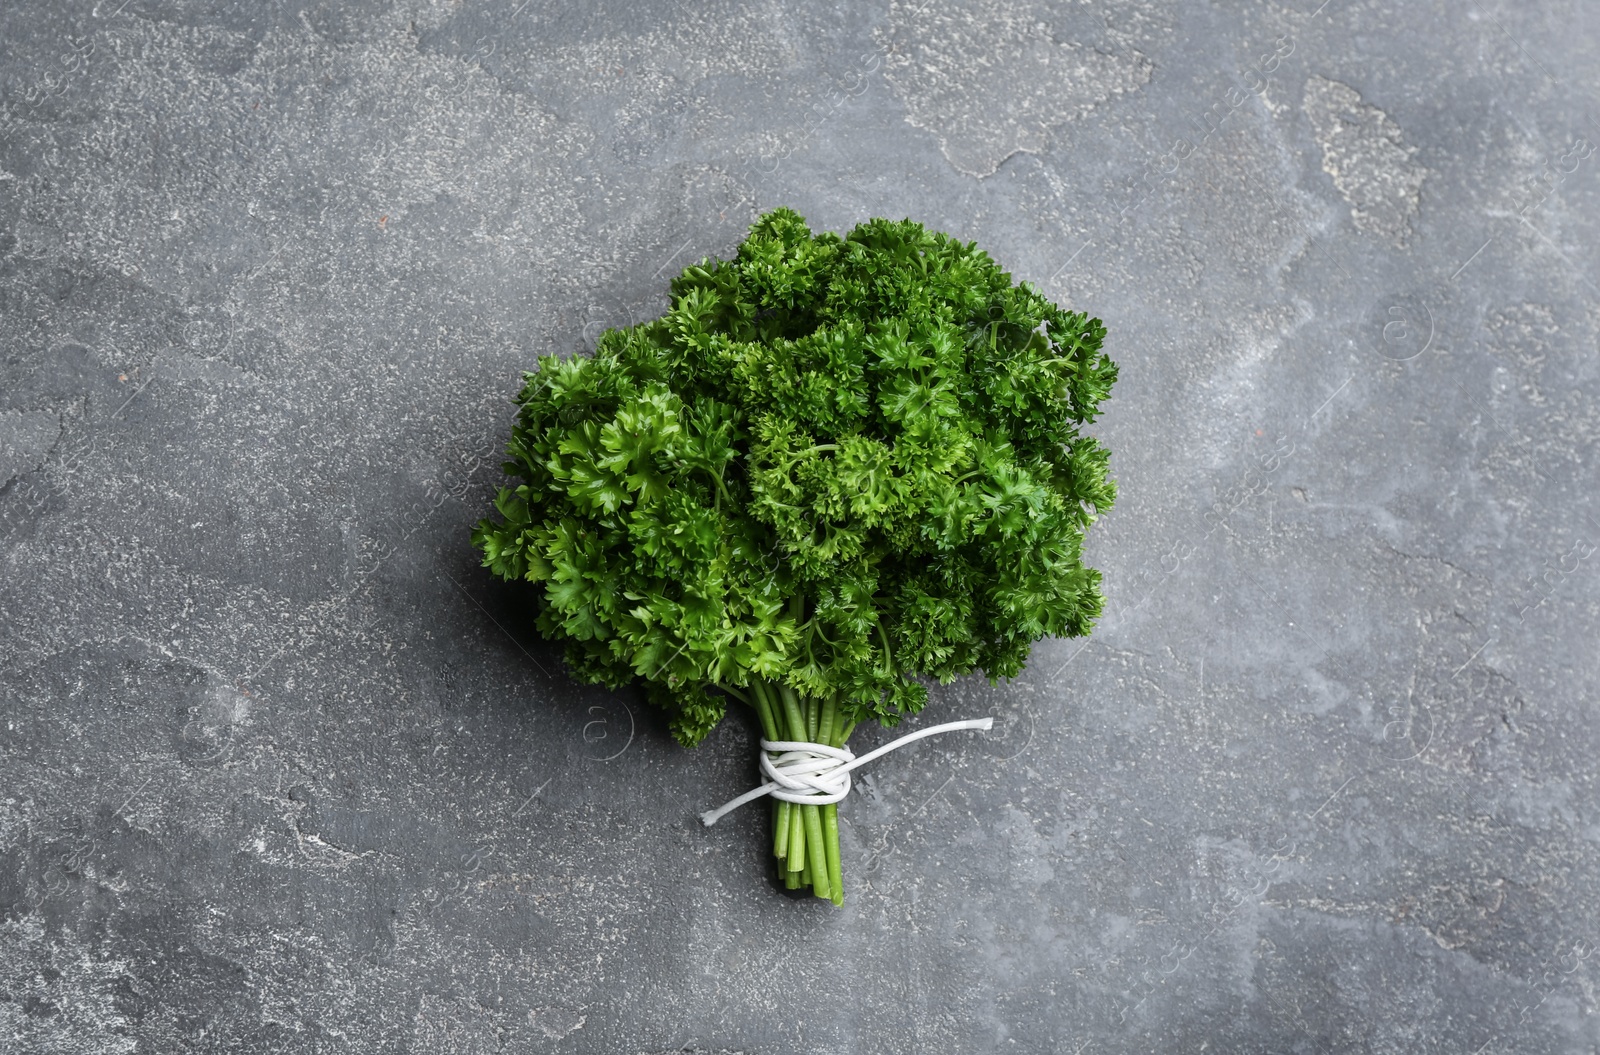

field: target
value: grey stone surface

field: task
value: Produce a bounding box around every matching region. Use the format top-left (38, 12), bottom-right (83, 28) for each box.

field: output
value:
top-left (2, 0), bottom-right (1598, 1051)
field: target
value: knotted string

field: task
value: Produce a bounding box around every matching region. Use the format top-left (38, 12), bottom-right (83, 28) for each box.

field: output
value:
top-left (699, 717), bottom-right (995, 827)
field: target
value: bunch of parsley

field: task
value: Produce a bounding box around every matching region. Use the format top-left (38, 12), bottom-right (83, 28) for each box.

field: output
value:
top-left (473, 207), bottom-right (1116, 904)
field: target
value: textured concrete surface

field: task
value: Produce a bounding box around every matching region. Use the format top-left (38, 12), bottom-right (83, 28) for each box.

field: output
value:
top-left (3, 1), bottom-right (1599, 1051)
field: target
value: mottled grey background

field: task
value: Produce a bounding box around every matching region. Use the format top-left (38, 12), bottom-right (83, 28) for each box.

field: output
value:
top-left (2, 0), bottom-right (1598, 1052)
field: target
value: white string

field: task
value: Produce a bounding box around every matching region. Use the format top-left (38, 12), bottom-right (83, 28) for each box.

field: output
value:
top-left (699, 716), bottom-right (995, 827)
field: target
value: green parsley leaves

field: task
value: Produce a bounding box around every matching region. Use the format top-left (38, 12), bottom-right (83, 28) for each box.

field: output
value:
top-left (473, 207), bottom-right (1117, 748)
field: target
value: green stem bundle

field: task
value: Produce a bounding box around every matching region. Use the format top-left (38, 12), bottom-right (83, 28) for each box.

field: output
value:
top-left (748, 678), bottom-right (847, 905)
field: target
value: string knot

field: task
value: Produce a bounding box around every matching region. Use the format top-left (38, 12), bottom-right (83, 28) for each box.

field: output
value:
top-left (759, 739), bottom-right (857, 806)
top-left (699, 716), bottom-right (994, 827)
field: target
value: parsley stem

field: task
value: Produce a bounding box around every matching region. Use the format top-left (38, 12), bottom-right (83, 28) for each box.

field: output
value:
top-left (803, 693), bottom-right (830, 899)
top-left (804, 802), bottom-right (829, 899)
top-left (771, 796), bottom-right (783, 864)
top-left (777, 684), bottom-right (810, 877)
top-left (767, 443), bottom-right (841, 478)
top-left (749, 681), bottom-right (780, 741)
top-left (788, 802), bottom-right (806, 873)
top-left (822, 695), bottom-right (844, 905)
top-left (777, 684), bottom-right (808, 746)
top-left (775, 684), bottom-right (829, 898)
top-left (823, 803), bottom-right (843, 906)
top-left (753, 680), bottom-right (790, 864)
